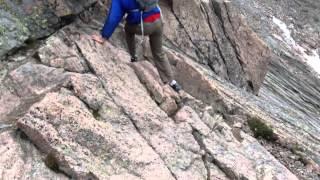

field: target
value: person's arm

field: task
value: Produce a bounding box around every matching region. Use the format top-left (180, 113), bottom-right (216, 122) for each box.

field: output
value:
top-left (101, 0), bottom-right (125, 39)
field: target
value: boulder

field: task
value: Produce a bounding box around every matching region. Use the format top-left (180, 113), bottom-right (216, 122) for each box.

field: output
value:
top-left (132, 61), bottom-right (179, 115)
top-left (9, 63), bottom-right (67, 97)
top-left (174, 106), bottom-right (298, 180)
top-left (18, 90), bottom-right (174, 179)
top-left (0, 131), bottom-right (68, 179)
top-left (38, 36), bottom-right (89, 73)
top-left (0, 0), bottom-right (96, 57)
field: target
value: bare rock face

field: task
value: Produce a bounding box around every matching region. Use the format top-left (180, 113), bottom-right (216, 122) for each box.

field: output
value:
top-left (9, 63), bottom-right (67, 97)
top-left (175, 106), bottom-right (298, 180)
top-left (231, 0), bottom-right (320, 175)
top-left (0, 131), bottom-right (68, 179)
top-left (64, 73), bottom-right (107, 111)
top-left (0, 0), bottom-right (96, 58)
top-left (132, 61), bottom-right (179, 115)
top-left (47, 0), bottom-right (96, 17)
top-left (38, 36), bottom-right (89, 73)
top-left (1, 0), bottom-right (319, 179)
top-left (161, 0), bottom-right (271, 93)
top-left (0, 10), bottom-right (30, 58)
top-left (18, 90), bottom-right (174, 179)
top-left (0, 87), bottom-right (21, 122)
top-left (12, 31), bottom-right (297, 179)
top-left (73, 38), bottom-right (210, 179)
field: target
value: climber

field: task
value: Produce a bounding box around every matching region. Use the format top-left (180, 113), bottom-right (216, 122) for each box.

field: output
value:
top-left (91, 0), bottom-right (182, 92)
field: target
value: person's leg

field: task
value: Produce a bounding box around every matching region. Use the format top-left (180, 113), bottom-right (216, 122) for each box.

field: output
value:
top-left (125, 24), bottom-right (137, 62)
top-left (148, 20), bottom-right (174, 84)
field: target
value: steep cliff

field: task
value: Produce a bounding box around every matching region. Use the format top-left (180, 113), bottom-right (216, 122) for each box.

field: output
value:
top-left (0, 0), bottom-right (319, 179)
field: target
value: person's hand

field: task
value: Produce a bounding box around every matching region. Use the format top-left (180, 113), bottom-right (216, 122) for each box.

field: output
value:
top-left (91, 34), bottom-right (106, 44)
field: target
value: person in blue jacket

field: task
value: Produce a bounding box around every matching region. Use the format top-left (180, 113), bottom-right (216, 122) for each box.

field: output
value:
top-left (92, 0), bottom-right (182, 92)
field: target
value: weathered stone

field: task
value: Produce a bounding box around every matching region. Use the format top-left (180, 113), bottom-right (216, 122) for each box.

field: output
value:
top-left (230, 1), bottom-right (320, 173)
top-left (173, 52), bottom-right (224, 106)
top-left (201, 111), bottom-right (225, 129)
top-left (9, 63), bottom-right (67, 97)
top-left (204, 119), bottom-right (297, 180)
top-left (162, 0), bottom-right (271, 93)
top-left (173, 104), bottom-right (298, 180)
top-left (207, 160), bottom-right (230, 180)
top-left (210, 0), bottom-right (271, 93)
top-left (233, 122), bottom-right (243, 128)
top-left (64, 73), bottom-right (108, 111)
top-left (174, 106), bottom-right (211, 136)
top-left (38, 36), bottom-right (89, 73)
top-left (131, 61), bottom-right (166, 104)
top-left (0, 131), bottom-right (68, 179)
top-left (224, 114), bottom-right (247, 125)
top-left (159, 97), bottom-right (178, 116)
top-left (0, 87), bottom-right (20, 122)
top-left (48, 0), bottom-right (97, 17)
top-left (75, 38), bottom-right (211, 179)
top-left (132, 61), bottom-right (179, 116)
top-left (0, 0), bottom-right (319, 179)
top-left (163, 84), bottom-right (180, 102)
top-left (173, 43), bottom-right (320, 169)
top-left (0, 0), bottom-right (97, 57)
top-left (0, 10), bottom-right (30, 58)
top-left (18, 90), bottom-right (174, 179)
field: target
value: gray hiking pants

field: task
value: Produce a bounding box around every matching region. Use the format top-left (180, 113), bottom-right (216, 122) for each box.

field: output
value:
top-left (125, 19), bottom-right (174, 83)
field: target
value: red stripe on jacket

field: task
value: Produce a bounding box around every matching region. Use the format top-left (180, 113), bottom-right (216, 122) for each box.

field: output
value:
top-left (144, 13), bottom-right (161, 23)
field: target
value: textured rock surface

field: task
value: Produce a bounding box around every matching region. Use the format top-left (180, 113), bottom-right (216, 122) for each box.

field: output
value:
top-left (0, 0), bottom-right (319, 179)
top-left (38, 36), bottom-right (89, 73)
top-left (0, 0), bottom-right (96, 58)
top-left (231, 0), bottom-right (320, 176)
top-left (18, 90), bottom-right (174, 179)
top-left (14, 31), bottom-right (297, 179)
top-left (232, 0), bottom-right (320, 50)
top-left (162, 0), bottom-right (271, 93)
top-left (0, 9), bottom-right (30, 58)
top-left (132, 61), bottom-right (179, 115)
top-left (74, 37), bottom-right (210, 179)
top-left (0, 131), bottom-right (68, 180)
top-left (9, 63), bottom-right (67, 97)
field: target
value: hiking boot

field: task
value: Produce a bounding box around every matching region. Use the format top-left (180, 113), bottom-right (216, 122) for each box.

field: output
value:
top-left (131, 56), bottom-right (138, 63)
top-left (169, 80), bottom-right (182, 92)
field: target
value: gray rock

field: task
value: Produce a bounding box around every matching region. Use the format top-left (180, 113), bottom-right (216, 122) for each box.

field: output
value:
top-left (0, 131), bottom-right (68, 179)
top-left (0, 0), bottom-right (96, 57)
top-left (0, 10), bottom-right (30, 58)
top-left (9, 63), bottom-right (67, 97)
top-left (14, 29), bottom-right (299, 179)
top-left (75, 37), bottom-right (210, 179)
top-left (18, 90), bottom-right (174, 179)
top-left (132, 61), bottom-right (179, 115)
top-left (162, 0), bottom-right (271, 93)
top-left (1, 0), bottom-right (319, 179)
top-left (38, 36), bottom-right (89, 73)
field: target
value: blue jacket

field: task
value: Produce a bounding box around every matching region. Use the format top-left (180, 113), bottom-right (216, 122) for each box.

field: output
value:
top-left (101, 0), bottom-right (161, 39)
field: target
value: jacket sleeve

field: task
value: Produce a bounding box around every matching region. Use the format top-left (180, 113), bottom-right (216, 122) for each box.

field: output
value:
top-left (101, 0), bottom-right (125, 39)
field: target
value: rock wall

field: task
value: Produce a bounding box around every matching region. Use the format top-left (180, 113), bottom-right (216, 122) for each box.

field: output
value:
top-left (0, 0), bottom-right (320, 179)
top-left (232, 0), bottom-right (320, 168)
top-left (0, 0), bottom-right (271, 93)
top-left (162, 0), bottom-right (271, 93)
top-left (0, 0), bottom-right (96, 58)
top-left (14, 28), bottom-right (297, 179)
